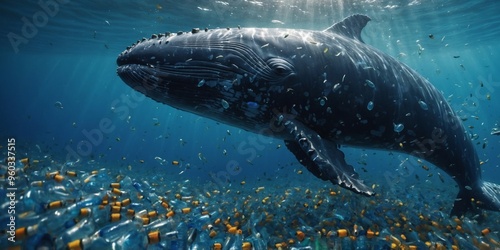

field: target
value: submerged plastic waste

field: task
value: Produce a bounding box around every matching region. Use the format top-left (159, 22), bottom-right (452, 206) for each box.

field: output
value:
top-left (1, 157), bottom-right (499, 249)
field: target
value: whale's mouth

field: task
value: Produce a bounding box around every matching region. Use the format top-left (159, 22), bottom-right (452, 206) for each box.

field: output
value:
top-left (116, 60), bottom-right (240, 95)
top-left (116, 54), bottom-right (238, 113)
top-left (116, 64), bottom-right (152, 89)
top-left (116, 62), bottom-right (221, 106)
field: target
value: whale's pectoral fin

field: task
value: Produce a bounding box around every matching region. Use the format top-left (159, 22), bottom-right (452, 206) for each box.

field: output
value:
top-left (284, 120), bottom-right (374, 196)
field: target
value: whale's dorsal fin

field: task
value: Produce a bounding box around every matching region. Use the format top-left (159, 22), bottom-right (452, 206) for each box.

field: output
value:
top-left (283, 119), bottom-right (374, 196)
top-left (324, 14), bottom-right (371, 43)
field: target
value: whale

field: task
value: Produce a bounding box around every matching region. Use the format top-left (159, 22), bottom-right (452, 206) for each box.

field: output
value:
top-left (116, 14), bottom-right (500, 216)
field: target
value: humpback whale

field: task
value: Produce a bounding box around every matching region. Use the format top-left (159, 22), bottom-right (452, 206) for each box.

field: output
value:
top-left (116, 15), bottom-right (500, 216)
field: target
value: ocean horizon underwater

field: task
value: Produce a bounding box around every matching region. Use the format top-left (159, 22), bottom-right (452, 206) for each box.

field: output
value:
top-left (1, 0), bottom-right (500, 249)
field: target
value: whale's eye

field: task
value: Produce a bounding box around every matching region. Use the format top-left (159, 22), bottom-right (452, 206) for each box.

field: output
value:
top-left (274, 66), bottom-right (287, 75)
top-left (267, 58), bottom-right (294, 77)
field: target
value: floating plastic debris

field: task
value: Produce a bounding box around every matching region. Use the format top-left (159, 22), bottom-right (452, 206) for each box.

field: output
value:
top-left (333, 83), bottom-right (341, 92)
top-left (197, 79), bottom-right (205, 87)
top-left (365, 79), bottom-right (375, 88)
top-left (393, 123), bottom-right (404, 133)
top-left (154, 156), bottom-right (166, 165)
top-left (277, 114), bottom-right (284, 123)
top-left (418, 100), bottom-right (429, 110)
top-left (198, 152), bottom-right (207, 162)
top-left (54, 101), bottom-right (64, 109)
top-left (221, 99), bottom-right (229, 109)
top-left (179, 138), bottom-right (187, 146)
top-left (271, 19), bottom-right (285, 24)
top-left (319, 97), bottom-right (327, 106)
top-left (246, 101), bottom-right (259, 109)
top-left (367, 101), bottom-right (374, 111)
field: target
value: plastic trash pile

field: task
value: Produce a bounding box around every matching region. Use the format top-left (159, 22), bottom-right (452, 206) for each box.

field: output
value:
top-left (1, 157), bottom-right (499, 249)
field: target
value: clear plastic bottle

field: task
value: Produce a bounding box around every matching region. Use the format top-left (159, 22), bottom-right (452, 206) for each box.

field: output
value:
top-left (66, 234), bottom-right (112, 250)
top-left (22, 189), bottom-right (46, 213)
top-left (162, 222), bottom-right (188, 250)
top-left (36, 203), bottom-right (88, 236)
top-left (97, 219), bottom-right (142, 242)
top-left (55, 217), bottom-right (96, 249)
top-left (189, 230), bottom-right (211, 249)
top-left (226, 233), bottom-right (243, 250)
top-left (133, 180), bottom-right (158, 203)
top-left (119, 228), bottom-right (148, 250)
top-left (189, 214), bottom-right (211, 230)
top-left (145, 216), bottom-right (178, 232)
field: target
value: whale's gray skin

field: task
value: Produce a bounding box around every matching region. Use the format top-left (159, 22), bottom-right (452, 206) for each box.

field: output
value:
top-left (117, 15), bottom-right (500, 216)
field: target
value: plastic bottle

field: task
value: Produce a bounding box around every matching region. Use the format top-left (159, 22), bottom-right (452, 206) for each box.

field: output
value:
top-left (97, 219), bottom-right (142, 242)
top-left (189, 214), bottom-right (211, 230)
top-left (189, 230), bottom-right (211, 249)
top-left (22, 189), bottom-right (46, 213)
top-left (227, 233), bottom-right (243, 250)
top-left (145, 216), bottom-right (178, 233)
top-left (133, 180), bottom-right (159, 204)
top-left (92, 204), bottom-right (114, 226)
top-left (120, 176), bottom-right (134, 189)
top-left (36, 204), bottom-right (88, 236)
top-left (66, 234), bottom-right (112, 250)
top-left (55, 217), bottom-right (96, 249)
top-left (82, 179), bottom-right (104, 193)
top-left (75, 192), bottom-right (105, 209)
top-left (119, 228), bottom-right (148, 250)
top-left (168, 222), bottom-right (188, 250)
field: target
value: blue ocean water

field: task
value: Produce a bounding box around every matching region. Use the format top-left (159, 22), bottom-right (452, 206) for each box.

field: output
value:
top-left (1, 0), bottom-right (500, 249)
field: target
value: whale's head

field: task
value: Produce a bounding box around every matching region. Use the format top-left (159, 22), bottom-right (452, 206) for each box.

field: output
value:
top-left (117, 28), bottom-right (306, 132)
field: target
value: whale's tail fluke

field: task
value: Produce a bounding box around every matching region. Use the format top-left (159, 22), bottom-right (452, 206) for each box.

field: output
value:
top-left (451, 181), bottom-right (500, 217)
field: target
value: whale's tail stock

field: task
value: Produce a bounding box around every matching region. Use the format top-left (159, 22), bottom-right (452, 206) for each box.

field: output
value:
top-left (451, 181), bottom-right (500, 217)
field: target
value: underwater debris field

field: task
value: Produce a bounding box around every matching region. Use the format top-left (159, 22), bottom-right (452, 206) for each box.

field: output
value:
top-left (1, 153), bottom-right (499, 250)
